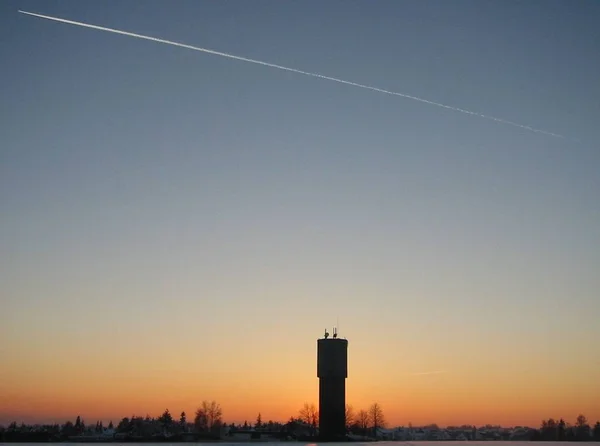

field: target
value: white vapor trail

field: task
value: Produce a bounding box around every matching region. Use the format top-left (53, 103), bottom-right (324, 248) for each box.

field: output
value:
top-left (410, 370), bottom-right (448, 376)
top-left (19, 10), bottom-right (566, 139)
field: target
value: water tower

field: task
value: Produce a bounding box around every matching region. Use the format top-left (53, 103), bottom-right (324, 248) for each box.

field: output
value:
top-left (317, 327), bottom-right (348, 441)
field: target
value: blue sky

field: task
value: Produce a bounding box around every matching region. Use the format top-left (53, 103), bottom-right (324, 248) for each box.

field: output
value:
top-left (1, 0), bottom-right (599, 425)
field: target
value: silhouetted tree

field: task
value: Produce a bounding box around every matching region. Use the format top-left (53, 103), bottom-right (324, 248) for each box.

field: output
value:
top-left (255, 413), bottom-right (262, 429)
top-left (356, 410), bottom-right (369, 436)
top-left (368, 402), bottom-right (385, 433)
top-left (345, 404), bottom-right (355, 429)
top-left (108, 421), bottom-right (113, 430)
top-left (541, 418), bottom-right (557, 441)
top-left (575, 414), bottom-right (590, 440)
top-left (158, 409), bottom-right (173, 430)
top-left (195, 409), bottom-right (208, 431)
top-left (298, 403), bottom-right (318, 435)
top-left (298, 403), bottom-right (318, 425)
top-left (116, 417), bottom-right (129, 433)
top-left (194, 400), bottom-right (223, 433)
top-left (593, 421), bottom-right (600, 440)
top-left (558, 418), bottom-right (566, 441)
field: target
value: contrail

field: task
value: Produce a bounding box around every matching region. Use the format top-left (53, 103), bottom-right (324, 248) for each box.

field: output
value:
top-left (19, 9), bottom-right (566, 140)
top-left (410, 370), bottom-right (448, 376)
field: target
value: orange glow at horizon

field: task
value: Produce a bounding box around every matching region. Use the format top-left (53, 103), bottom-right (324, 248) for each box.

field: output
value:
top-left (2, 342), bottom-right (599, 428)
top-left (3, 386), bottom-right (599, 429)
top-left (3, 299), bottom-right (599, 428)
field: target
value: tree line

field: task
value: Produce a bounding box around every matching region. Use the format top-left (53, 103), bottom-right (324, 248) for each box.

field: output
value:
top-left (532, 415), bottom-right (600, 441)
top-left (114, 400), bottom-right (225, 436)
top-left (0, 400), bottom-right (385, 439)
top-left (1, 400), bottom-right (225, 440)
top-left (4, 403), bottom-right (600, 441)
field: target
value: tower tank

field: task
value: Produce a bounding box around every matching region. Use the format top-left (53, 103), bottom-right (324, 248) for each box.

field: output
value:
top-left (317, 329), bottom-right (348, 441)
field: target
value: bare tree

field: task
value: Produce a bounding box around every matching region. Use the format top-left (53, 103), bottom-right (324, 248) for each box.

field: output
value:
top-left (194, 408), bottom-right (207, 432)
top-left (368, 402), bottom-right (385, 432)
top-left (576, 414), bottom-right (588, 428)
top-left (298, 403), bottom-right (318, 426)
top-left (576, 414), bottom-right (590, 440)
top-left (345, 404), bottom-right (355, 428)
top-left (194, 400), bottom-right (223, 433)
top-left (298, 403), bottom-right (318, 435)
top-left (357, 410), bottom-right (369, 435)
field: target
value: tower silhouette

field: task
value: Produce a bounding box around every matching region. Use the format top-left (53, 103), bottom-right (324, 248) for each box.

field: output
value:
top-left (317, 327), bottom-right (348, 440)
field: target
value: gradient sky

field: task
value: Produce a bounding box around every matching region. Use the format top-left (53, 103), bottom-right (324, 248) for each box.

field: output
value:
top-left (1, 0), bottom-right (599, 428)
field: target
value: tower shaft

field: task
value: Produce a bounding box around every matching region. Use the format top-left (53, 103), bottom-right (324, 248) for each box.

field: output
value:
top-left (317, 337), bottom-right (348, 440)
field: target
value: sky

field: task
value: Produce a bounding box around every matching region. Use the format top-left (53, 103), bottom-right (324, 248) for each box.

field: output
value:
top-left (1, 0), bottom-right (599, 428)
